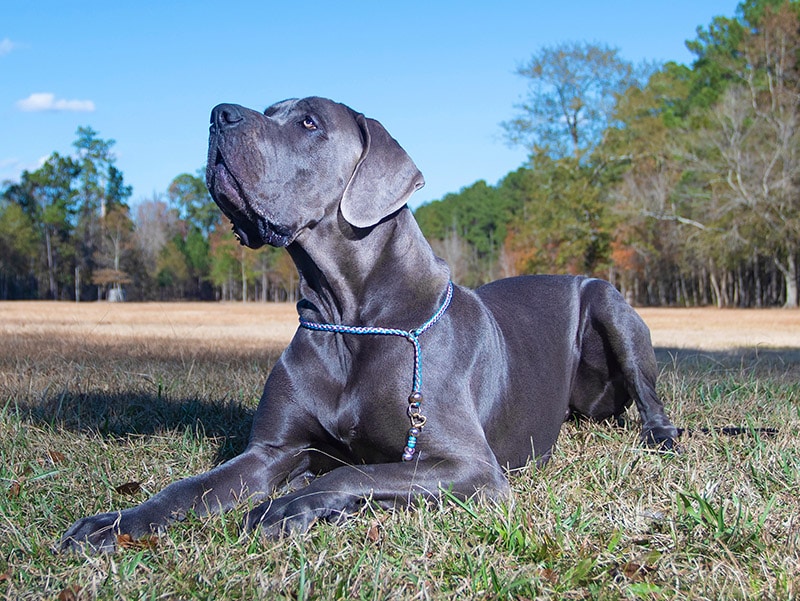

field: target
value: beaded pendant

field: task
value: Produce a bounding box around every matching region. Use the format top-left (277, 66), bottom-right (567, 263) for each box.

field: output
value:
top-left (402, 392), bottom-right (427, 461)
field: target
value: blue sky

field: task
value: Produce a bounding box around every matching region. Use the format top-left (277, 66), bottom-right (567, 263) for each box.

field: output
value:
top-left (2, 0), bottom-right (738, 210)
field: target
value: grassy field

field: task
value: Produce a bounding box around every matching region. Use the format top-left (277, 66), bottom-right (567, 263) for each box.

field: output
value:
top-left (1, 301), bottom-right (799, 600)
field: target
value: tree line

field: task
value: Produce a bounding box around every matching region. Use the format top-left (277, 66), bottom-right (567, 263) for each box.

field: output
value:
top-left (0, 130), bottom-right (298, 302)
top-left (2, 0), bottom-right (798, 306)
top-left (417, 0), bottom-right (800, 307)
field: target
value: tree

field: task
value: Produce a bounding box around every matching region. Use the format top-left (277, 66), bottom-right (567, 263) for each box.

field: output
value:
top-left (415, 180), bottom-right (517, 285)
top-left (685, 15), bottom-right (747, 110)
top-left (602, 66), bottom-right (700, 305)
top-left (2, 153), bottom-right (80, 299)
top-left (503, 155), bottom-right (613, 277)
top-left (166, 172), bottom-right (216, 297)
top-left (183, 227), bottom-right (211, 296)
top-left (676, 2), bottom-right (800, 306)
top-left (73, 126), bottom-right (119, 218)
top-left (93, 205), bottom-right (136, 300)
top-left (36, 155), bottom-right (80, 299)
top-left (134, 196), bottom-right (179, 288)
top-left (736, 2), bottom-right (800, 306)
top-left (268, 250), bottom-right (298, 302)
top-left (209, 216), bottom-right (243, 301)
top-left (167, 172), bottom-right (217, 236)
top-left (503, 41), bottom-right (640, 159)
top-left (0, 201), bottom-right (37, 299)
top-left (72, 127), bottom-right (131, 300)
top-left (428, 228), bottom-right (473, 286)
top-left (156, 237), bottom-right (191, 299)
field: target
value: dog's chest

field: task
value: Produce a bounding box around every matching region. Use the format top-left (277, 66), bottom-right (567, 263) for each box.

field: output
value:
top-left (323, 391), bottom-right (407, 462)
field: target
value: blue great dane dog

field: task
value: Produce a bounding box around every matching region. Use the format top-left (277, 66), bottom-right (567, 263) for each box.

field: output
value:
top-left (60, 97), bottom-right (677, 552)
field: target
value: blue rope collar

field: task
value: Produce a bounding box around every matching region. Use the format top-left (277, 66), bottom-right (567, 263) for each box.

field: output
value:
top-left (298, 281), bottom-right (454, 462)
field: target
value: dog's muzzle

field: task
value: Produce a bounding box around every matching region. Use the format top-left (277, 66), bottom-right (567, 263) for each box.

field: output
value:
top-left (206, 148), bottom-right (293, 249)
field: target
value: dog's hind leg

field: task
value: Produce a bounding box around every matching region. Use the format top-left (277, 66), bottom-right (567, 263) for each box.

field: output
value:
top-left (573, 279), bottom-right (678, 450)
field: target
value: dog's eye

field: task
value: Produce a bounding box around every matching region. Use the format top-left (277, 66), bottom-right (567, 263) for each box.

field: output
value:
top-left (302, 116), bottom-right (317, 131)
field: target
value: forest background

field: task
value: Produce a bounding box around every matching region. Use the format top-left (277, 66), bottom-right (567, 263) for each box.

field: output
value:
top-left (2, 0), bottom-right (799, 308)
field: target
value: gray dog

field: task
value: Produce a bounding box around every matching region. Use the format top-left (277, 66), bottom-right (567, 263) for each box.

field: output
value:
top-left (60, 97), bottom-right (677, 552)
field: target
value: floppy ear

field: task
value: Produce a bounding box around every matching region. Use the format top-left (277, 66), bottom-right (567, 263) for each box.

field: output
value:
top-left (339, 113), bottom-right (425, 228)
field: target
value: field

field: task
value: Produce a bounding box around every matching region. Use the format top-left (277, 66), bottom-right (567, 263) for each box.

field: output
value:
top-left (1, 301), bottom-right (799, 600)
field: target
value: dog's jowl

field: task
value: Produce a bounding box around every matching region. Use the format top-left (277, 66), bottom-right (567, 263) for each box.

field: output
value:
top-left (60, 97), bottom-right (677, 552)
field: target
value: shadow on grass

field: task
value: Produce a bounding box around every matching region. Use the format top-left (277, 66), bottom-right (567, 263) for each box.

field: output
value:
top-left (11, 391), bottom-right (256, 465)
top-left (1, 333), bottom-right (280, 465)
top-left (654, 346), bottom-right (800, 374)
top-left (5, 333), bottom-right (800, 466)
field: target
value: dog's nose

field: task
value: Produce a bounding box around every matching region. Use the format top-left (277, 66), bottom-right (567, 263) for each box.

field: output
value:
top-left (211, 104), bottom-right (244, 129)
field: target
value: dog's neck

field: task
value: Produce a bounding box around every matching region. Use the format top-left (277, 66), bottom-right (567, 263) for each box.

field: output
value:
top-left (288, 207), bottom-right (451, 328)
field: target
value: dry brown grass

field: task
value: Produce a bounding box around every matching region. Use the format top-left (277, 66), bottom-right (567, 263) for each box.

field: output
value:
top-left (637, 306), bottom-right (800, 350)
top-left (3, 301), bottom-right (799, 352)
top-left (0, 301), bottom-right (298, 351)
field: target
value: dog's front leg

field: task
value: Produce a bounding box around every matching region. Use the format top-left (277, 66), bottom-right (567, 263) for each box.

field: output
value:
top-left (245, 457), bottom-right (510, 538)
top-left (59, 446), bottom-right (298, 553)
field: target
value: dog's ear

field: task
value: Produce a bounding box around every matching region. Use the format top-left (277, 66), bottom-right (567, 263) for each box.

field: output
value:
top-left (340, 113), bottom-right (425, 229)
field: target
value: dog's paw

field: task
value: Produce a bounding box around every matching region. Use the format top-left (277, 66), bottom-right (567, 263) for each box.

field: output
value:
top-left (243, 498), bottom-right (314, 539)
top-left (58, 512), bottom-right (124, 553)
top-left (641, 426), bottom-right (680, 453)
top-left (244, 495), bottom-right (349, 540)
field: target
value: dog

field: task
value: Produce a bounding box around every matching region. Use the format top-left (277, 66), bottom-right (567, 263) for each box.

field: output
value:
top-left (59, 97), bottom-right (677, 552)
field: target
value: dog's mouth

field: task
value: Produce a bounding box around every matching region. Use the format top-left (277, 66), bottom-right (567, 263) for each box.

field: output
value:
top-left (207, 152), bottom-right (293, 249)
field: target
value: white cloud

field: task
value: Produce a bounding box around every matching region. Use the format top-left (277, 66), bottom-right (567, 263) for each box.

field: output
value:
top-left (0, 38), bottom-right (15, 57)
top-left (16, 92), bottom-right (95, 113)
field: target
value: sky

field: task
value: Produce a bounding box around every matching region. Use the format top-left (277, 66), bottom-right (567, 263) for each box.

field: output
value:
top-left (2, 0), bottom-right (739, 210)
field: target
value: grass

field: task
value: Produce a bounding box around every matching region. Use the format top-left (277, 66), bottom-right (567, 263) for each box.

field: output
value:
top-left (1, 304), bottom-right (799, 599)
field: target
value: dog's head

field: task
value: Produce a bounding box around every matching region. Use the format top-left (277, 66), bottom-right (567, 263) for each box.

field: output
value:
top-left (206, 97), bottom-right (424, 249)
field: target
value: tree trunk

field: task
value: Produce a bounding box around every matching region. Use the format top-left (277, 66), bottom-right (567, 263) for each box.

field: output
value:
top-left (754, 251), bottom-right (762, 308)
top-left (776, 254), bottom-right (798, 308)
top-left (709, 268), bottom-right (722, 308)
top-left (45, 226), bottom-right (57, 299)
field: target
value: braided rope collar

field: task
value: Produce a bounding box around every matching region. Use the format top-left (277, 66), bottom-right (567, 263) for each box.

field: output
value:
top-left (298, 281), bottom-right (454, 461)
